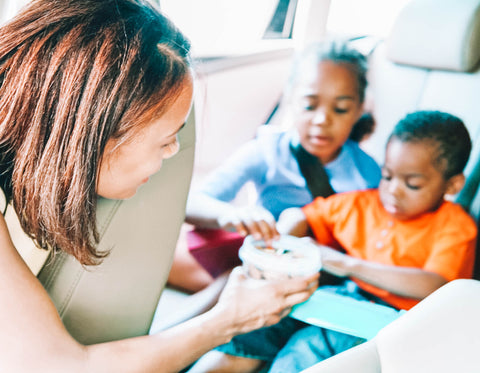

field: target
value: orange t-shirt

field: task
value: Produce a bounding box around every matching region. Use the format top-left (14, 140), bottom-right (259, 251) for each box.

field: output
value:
top-left (302, 189), bottom-right (477, 310)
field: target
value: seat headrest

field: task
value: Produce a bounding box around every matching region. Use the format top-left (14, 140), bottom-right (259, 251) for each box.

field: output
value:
top-left (387, 0), bottom-right (480, 72)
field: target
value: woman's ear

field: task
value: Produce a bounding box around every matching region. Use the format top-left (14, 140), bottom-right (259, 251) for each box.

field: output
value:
top-left (445, 173), bottom-right (466, 196)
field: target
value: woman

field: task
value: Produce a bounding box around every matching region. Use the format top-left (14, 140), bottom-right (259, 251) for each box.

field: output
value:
top-left (0, 1), bottom-right (318, 371)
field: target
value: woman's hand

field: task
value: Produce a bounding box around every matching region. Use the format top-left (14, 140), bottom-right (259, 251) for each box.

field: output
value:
top-left (217, 206), bottom-right (279, 243)
top-left (213, 267), bottom-right (319, 338)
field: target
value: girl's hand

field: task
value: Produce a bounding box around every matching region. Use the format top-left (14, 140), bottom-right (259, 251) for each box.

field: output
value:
top-left (214, 267), bottom-right (319, 337)
top-left (217, 206), bottom-right (279, 244)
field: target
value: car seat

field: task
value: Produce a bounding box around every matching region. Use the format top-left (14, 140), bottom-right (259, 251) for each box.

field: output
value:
top-left (302, 0), bottom-right (480, 371)
top-left (7, 109), bottom-right (196, 344)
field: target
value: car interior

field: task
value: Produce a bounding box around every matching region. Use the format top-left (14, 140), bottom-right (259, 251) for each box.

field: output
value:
top-left (305, 0), bottom-right (480, 370)
top-left (1, 0), bottom-right (480, 371)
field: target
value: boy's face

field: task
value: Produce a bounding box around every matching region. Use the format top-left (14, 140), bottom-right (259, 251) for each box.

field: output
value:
top-left (379, 138), bottom-right (450, 221)
top-left (293, 60), bottom-right (363, 164)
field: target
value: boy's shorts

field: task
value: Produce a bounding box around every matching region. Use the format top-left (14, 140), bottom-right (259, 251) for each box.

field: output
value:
top-left (216, 280), bottom-right (389, 362)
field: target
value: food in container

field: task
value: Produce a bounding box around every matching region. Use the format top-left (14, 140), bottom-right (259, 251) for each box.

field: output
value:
top-left (239, 234), bottom-right (322, 280)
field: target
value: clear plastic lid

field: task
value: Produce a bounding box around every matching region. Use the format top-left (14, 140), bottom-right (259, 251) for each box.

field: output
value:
top-left (239, 235), bottom-right (322, 279)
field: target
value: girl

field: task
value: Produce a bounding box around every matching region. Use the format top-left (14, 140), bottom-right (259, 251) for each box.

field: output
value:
top-left (171, 41), bottom-right (382, 292)
top-left (0, 1), bottom-right (318, 371)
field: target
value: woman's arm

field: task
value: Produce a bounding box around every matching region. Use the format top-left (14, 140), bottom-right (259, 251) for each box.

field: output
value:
top-left (153, 271), bottom-right (229, 332)
top-left (318, 245), bottom-right (447, 300)
top-left (0, 215), bottom-right (318, 372)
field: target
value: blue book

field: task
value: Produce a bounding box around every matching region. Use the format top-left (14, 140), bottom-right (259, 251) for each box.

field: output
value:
top-left (290, 289), bottom-right (406, 340)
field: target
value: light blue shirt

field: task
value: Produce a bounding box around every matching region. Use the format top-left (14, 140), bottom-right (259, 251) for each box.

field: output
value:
top-left (200, 129), bottom-right (381, 220)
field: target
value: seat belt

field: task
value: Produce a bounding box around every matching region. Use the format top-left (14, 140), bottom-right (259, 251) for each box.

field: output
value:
top-left (289, 139), bottom-right (342, 289)
top-left (289, 140), bottom-right (335, 198)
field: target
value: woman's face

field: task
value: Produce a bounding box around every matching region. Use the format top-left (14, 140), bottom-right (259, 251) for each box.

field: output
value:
top-left (97, 76), bottom-right (194, 200)
top-left (293, 60), bottom-right (363, 164)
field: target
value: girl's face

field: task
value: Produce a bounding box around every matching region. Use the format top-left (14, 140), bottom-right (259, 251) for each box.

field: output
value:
top-left (379, 138), bottom-right (452, 221)
top-left (293, 60), bottom-right (363, 164)
top-left (97, 76), bottom-right (193, 200)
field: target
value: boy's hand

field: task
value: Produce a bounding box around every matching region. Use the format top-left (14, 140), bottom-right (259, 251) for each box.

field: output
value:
top-left (217, 206), bottom-right (279, 244)
top-left (300, 237), bottom-right (354, 277)
top-left (277, 207), bottom-right (309, 237)
top-left (319, 246), bottom-right (356, 277)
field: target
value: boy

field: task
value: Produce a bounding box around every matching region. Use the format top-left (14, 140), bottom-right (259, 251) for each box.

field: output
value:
top-left (189, 111), bottom-right (477, 373)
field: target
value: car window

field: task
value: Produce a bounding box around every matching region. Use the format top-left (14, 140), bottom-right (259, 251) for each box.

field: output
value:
top-left (326, 0), bottom-right (413, 39)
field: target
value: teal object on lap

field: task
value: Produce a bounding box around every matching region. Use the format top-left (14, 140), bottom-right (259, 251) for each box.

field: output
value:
top-left (290, 288), bottom-right (406, 340)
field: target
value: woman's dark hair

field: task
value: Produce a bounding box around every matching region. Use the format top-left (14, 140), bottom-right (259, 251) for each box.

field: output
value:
top-left (285, 40), bottom-right (373, 141)
top-left (388, 110), bottom-right (471, 179)
top-left (0, 0), bottom-right (191, 265)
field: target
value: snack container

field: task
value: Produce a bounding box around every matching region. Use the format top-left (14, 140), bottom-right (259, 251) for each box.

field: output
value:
top-left (239, 235), bottom-right (322, 280)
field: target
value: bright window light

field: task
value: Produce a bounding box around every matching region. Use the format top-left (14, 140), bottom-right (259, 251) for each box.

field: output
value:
top-left (326, 0), bottom-right (413, 38)
top-left (160, 0), bottom-right (281, 56)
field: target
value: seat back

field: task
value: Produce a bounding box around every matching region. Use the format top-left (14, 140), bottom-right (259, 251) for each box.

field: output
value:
top-left (303, 279), bottom-right (480, 373)
top-left (9, 111), bottom-right (196, 344)
top-left (359, 0), bottom-right (480, 279)
top-left (362, 0), bottom-right (480, 167)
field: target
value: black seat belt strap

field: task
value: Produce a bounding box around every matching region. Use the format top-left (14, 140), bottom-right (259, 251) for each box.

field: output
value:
top-left (289, 140), bottom-right (335, 198)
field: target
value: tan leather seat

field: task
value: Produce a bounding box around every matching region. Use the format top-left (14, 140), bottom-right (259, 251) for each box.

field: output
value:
top-left (303, 279), bottom-right (480, 373)
top-left (8, 110), bottom-right (195, 344)
top-left (361, 0), bottom-right (480, 168)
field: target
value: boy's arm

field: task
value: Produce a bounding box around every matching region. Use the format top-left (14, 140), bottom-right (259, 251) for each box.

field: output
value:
top-left (278, 208), bottom-right (447, 300)
top-left (319, 246), bottom-right (447, 300)
top-left (280, 201), bottom-right (451, 300)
